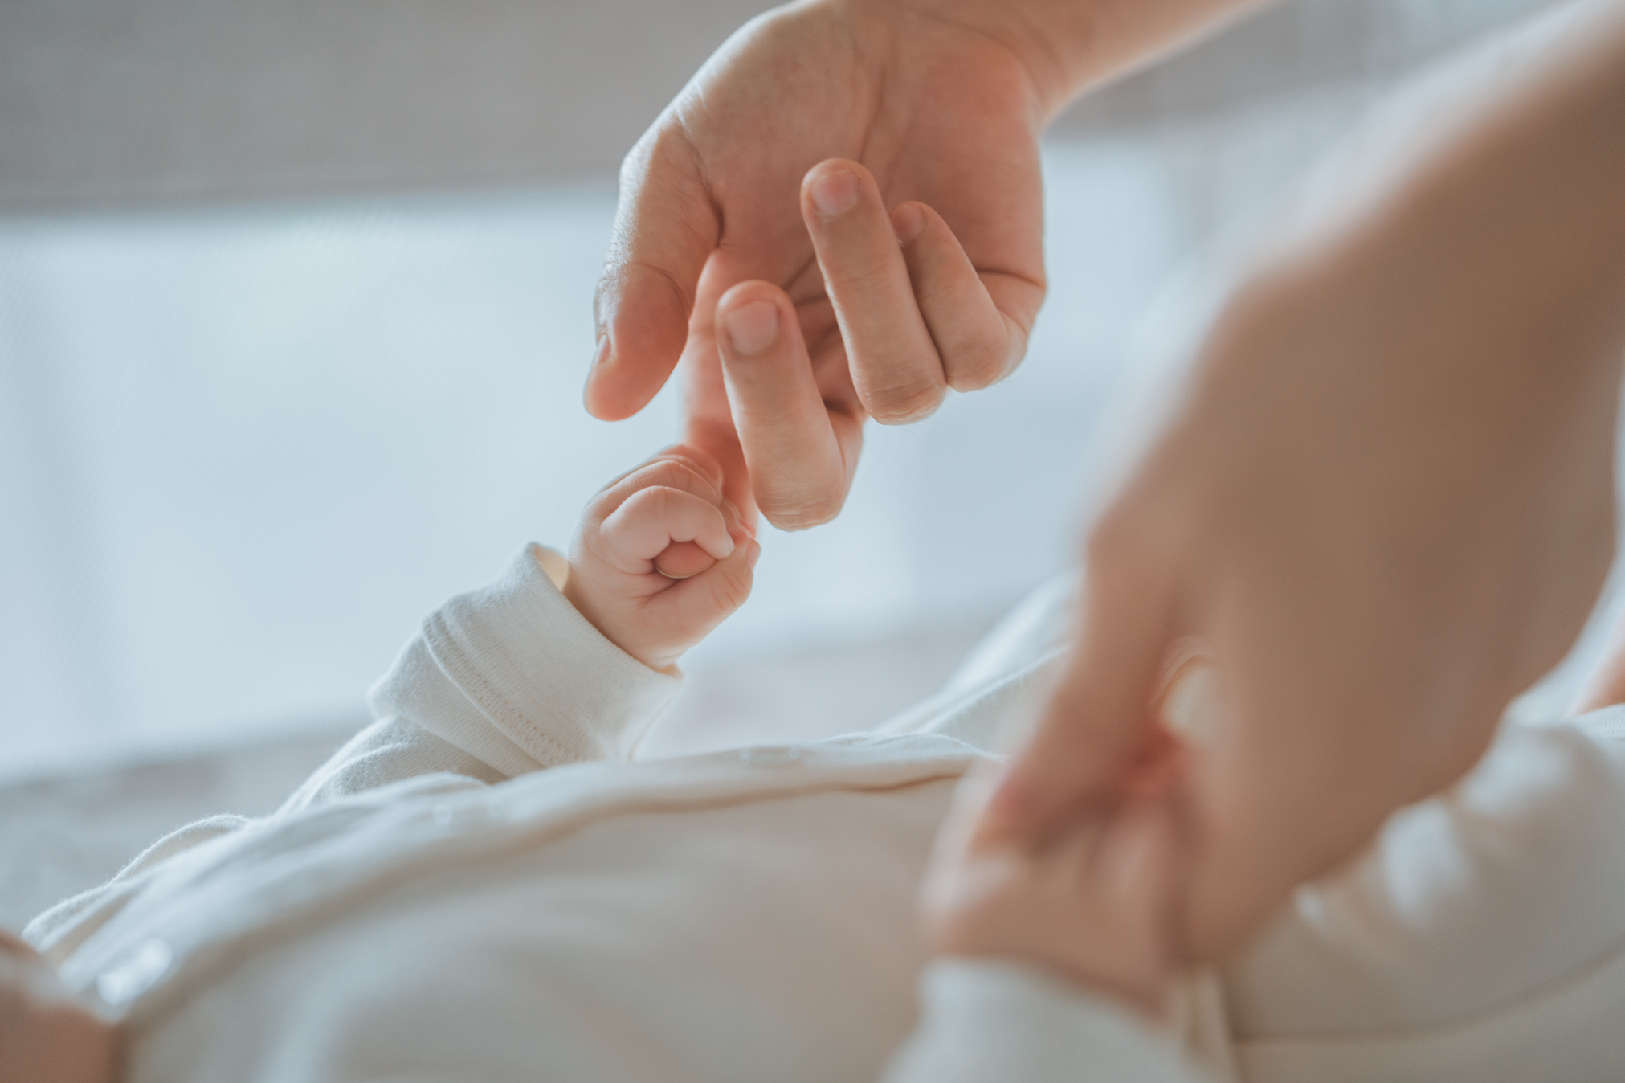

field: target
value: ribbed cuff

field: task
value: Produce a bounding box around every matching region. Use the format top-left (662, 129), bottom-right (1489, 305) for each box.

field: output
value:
top-left (370, 545), bottom-right (682, 776)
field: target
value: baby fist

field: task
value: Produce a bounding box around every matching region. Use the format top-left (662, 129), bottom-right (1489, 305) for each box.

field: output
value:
top-left (565, 446), bottom-right (761, 670)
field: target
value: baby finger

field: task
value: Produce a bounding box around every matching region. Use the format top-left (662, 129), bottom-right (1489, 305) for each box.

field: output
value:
top-left (599, 486), bottom-right (734, 571)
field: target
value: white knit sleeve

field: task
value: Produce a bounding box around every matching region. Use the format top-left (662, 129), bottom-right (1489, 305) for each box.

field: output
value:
top-left (364, 543), bottom-right (683, 777)
top-left (883, 960), bottom-right (1210, 1083)
top-left (283, 544), bottom-right (683, 809)
top-left (27, 547), bottom-right (682, 956)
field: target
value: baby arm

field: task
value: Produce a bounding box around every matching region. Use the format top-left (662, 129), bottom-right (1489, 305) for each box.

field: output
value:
top-left (565, 445), bottom-right (761, 670)
top-left (9, 447), bottom-right (764, 1081)
top-left (274, 445), bottom-right (758, 811)
top-left (291, 444), bottom-right (762, 804)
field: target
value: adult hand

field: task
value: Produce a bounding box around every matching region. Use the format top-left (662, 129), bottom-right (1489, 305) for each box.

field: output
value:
top-left (926, 739), bottom-right (1193, 1017)
top-left (0, 931), bottom-right (121, 1083)
top-left (586, 0), bottom-right (1278, 529)
top-left (586, 0), bottom-right (1064, 528)
top-left (977, 1), bottom-right (1625, 960)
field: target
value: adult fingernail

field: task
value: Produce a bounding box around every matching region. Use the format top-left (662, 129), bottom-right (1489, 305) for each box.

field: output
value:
top-left (809, 169), bottom-right (858, 218)
top-left (723, 300), bottom-right (779, 356)
top-left (892, 203), bottom-right (927, 245)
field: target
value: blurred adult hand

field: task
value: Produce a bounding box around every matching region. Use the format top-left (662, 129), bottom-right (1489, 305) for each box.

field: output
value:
top-left (979, 0), bottom-right (1625, 959)
top-left (926, 743), bottom-right (1194, 1017)
top-left (0, 931), bottom-right (121, 1083)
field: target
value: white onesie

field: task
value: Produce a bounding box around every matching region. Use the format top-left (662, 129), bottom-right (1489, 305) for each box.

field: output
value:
top-left (25, 546), bottom-right (1625, 1082)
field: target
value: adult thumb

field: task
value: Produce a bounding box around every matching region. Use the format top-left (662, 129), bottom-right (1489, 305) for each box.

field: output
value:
top-left (587, 128), bottom-right (719, 421)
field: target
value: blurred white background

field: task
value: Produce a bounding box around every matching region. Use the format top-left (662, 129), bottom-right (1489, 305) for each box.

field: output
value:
top-left (0, 0), bottom-right (1601, 784)
top-left (0, 142), bottom-right (1176, 777)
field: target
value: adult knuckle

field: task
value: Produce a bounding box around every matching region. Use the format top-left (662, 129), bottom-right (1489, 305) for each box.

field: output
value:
top-left (866, 376), bottom-right (944, 425)
top-left (945, 340), bottom-right (1009, 392)
top-left (949, 315), bottom-right (1029, 393)
top-left (636, 260), bottom-right (696, 316)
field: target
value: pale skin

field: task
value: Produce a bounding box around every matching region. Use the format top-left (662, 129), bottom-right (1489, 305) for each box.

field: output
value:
top-left (983, 0), bottom-right (1625, 958)
top-left (933, 594), bottom-right (1625, 1017)
top-left (563, 445), bottom-right (762, 670)
top-left (586, 0), bottom-right (1267, 528)
top-left (594, 0), bottom-right (1625, 960)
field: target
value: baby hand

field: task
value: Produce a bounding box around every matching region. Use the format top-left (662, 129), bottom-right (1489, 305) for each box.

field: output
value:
top-left (922, 748), bottom-right (1192, 1017)
top-left (565, 446), bottom-right (761, 670)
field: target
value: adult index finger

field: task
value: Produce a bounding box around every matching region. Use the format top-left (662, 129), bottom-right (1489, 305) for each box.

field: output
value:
top-left (716, 281), bottom-right (860, 531)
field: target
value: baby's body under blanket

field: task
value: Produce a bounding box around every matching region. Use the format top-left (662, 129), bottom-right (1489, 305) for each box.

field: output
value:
top-left (26, 547), bottom-right (1625, 1083)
